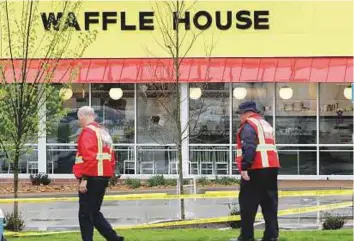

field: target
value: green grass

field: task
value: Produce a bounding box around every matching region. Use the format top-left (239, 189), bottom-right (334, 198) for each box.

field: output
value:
top-left (7, 229), bottom-right (353, 241)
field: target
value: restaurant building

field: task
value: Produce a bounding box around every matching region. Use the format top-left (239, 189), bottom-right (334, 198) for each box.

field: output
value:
top-left (0, 1), bottom-right (353, 180)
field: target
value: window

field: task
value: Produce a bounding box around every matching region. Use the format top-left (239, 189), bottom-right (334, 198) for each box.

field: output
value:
top-left (277, 147), bottom-right (317, 175)
top-left (275, 83), bottom-right (317, 144)
top-left (232, 83), bottom-right (274, 143)
top-left (137, 84), bottom-right (177, 144)
top-left (47, 84), bottom-right (89, 144)
top-left (190, 83), bottom-right (230, 144)
top-left (91, 84), bottom-right (135, 144)
top-left (320, 147), bottom-right (353, 175)
top-left (319, 84), bottom-right (353, 144)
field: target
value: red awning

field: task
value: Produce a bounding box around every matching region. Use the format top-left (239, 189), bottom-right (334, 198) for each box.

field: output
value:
top-left (1, 57), bottom-right (352, 83)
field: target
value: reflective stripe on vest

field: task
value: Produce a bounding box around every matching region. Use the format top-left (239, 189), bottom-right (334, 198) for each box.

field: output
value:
top-left (236, 144), bottom-right (277, 158)
top-left (245, 117), bottom-right (273, 168)
top-left (87, 125), bottom-right (111, 176)
top-left (75, 156), bottom-right (83, 164)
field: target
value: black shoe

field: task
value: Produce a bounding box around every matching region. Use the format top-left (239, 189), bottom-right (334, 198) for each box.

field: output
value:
top-left (117, 236), bottom-right (124, 241)
top-left (260, 238), bottom-right (278, 241)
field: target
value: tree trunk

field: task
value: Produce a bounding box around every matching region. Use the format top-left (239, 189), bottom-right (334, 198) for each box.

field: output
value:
top-left (13, 150), bottom-right (20, 231)
top-left (177, 144), bottom-right (185, 220)
top-left (175, 0), bottom-right (185, 221)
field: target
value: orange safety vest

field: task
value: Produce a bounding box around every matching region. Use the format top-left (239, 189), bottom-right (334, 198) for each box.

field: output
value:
top-left (236, 114), bottom-right (280, 171)
top-left (73, 122), bottom-right (115, 178)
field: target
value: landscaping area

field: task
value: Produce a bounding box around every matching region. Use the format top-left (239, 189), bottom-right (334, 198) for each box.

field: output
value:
top-left (0, 175), bottom-right (240, 195)
top-left (6, 229), bottom-right (354, 241)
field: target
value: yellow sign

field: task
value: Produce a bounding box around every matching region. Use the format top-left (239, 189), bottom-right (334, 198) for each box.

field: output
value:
top-left (1, 1), bottom-right (353, 58)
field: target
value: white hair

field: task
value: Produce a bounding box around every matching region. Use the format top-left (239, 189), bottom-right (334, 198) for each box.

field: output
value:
top-left (77, 106), bottom-right (95, 119)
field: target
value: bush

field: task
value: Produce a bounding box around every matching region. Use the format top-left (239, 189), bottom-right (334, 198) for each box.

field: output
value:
top-left (30, 173), bottom-right (51, 186)
top-left (147, 175), bottom-right (166, 187)
top-left (4, 212), bottom-right (26, 231)
top-left (109, 174), bottom-right (121, 187)
top-left (125, 178), bottom-right (141, 189)
top-left (165, 179), bottom-right (177, 186)
top-left (109, 176), bottom-right (118, 187)
top-left (41, 174), bottom-right (51, 186)
top-left (213, 176), bottom-right (239, 186)
top-left (30, 173), bottom-right (41, 186)
top-left (228, 204), bottom-right (241, 229)
top-left (197, 176), bottom-right (211, 186)
top-left (322, 212), bottom-right (346, 230)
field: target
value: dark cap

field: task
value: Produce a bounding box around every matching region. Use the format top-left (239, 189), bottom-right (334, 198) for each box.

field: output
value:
top-left (236, 101), bottom-right (261, 114)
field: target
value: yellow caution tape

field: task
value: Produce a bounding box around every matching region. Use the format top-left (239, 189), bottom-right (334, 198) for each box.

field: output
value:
top-left (205, 189), bottom-right (354, 198)
top-left (5, 201), bottom-right (352, 237)
top-left (0, 189), bottom-right (352, 203)
top-left (119, 201), bottom-right (353, 230)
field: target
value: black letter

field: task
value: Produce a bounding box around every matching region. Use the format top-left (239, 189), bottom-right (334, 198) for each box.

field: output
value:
top-left (173, 11), bottom-right (190, 30)
top-left (216, 11), bottom-right (232, 30)
top-left (41, 12), bottom-right (63, 31)
top-left (139, 11), bottom-right (154, 30)
top-left (85, 12), bottom-right (99, 31)
top-left (121, 12), bottom-right (136, 30)
top-left (236, 10), bottom-right (252, 30)
top-left (193, 11), bottom-right (212, 30)
top-left (65, 12), bottom-right (81, 31)
top-left (102, 12), bottom-right (117, 30)
top-left (254, 11), bottom-right (269, 30)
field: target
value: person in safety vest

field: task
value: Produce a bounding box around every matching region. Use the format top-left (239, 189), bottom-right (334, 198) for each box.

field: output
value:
top-left (73, 106), bottom-right (124, 241)
top-left (234, 101), bottom-right (280, 241)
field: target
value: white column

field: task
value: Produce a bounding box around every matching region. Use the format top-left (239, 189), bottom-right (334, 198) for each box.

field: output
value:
top-left (134, 83), bottom-right (138, 174)
top-left (180, 83), bottom-right (189, 176)
top-left (38, 85), bottom-right (47, 174)
top-left (229, 84), bottom-right (233, 175)
top-left (316, 83), bottom-right (320, 176)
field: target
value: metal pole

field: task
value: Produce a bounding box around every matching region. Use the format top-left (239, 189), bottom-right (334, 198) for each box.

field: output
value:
top-left (297, 149), bottom-right (300, 175)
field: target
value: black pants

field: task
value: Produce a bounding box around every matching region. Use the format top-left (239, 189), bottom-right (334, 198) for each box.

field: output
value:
top-left (79, 177), bottom-right (122, 241)
top-left (239, 168), bottom-right (279, 241)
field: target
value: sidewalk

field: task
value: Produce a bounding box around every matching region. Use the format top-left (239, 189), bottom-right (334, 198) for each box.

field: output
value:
top-left (0, 180), bottom-right (352, 199)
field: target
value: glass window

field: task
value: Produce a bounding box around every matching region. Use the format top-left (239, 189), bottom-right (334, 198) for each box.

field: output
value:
top-left (114, 145), bottom-right (135, 174)
top-left (232, 83), bottom-right (274, 143)
top-left (92, 84), bottom-right (135, 144)
top-left (47, 84), bottom-right (89, 144)
top-left (137, 146), bottom-right (177, 174)
top-left (137, 84), bottom-right (177, 144)
top-left (232, 146), bottom-right (316, 175)
top-left (0, 147), bottom-right (38, 174)
top-left (319, 84), bottom-right (353, 144)
top-left (47, 145), bottom-right (76, 174)
top-left (190, 146), bottom-right (230, 175)
top-left (275, 83), bottom-right (317, 144)
top-left (190, 83), bottom-right (230, 144)
top-left (320, 147), bottom-right (353, 175)
top-left (277, 146), bottom-right (317, 175)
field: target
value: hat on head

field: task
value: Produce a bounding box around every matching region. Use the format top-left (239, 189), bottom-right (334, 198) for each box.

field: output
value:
top-left (236, 101), bottom-right (261, 114)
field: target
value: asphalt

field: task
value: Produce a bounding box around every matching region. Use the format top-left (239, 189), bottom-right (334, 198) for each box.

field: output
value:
top-left (0, 195), bottom-right (352, 231)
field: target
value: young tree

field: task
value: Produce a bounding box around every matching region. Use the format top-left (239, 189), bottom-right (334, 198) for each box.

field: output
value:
top-left (143, 0), bottom-right (215, 220)
top-left (0, 0), bottom-right (96, 231)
